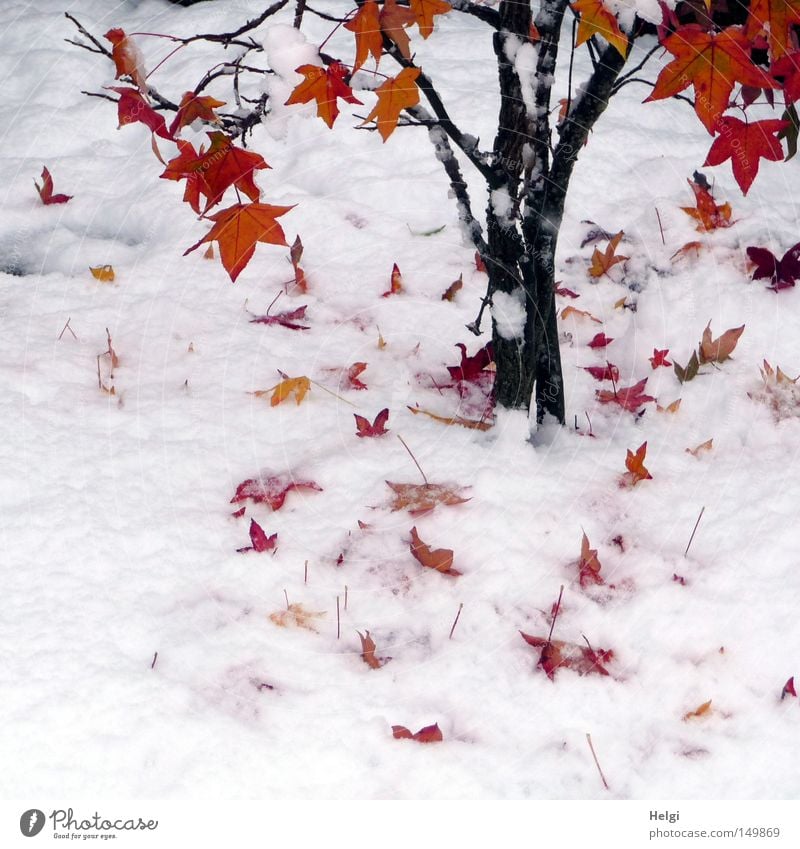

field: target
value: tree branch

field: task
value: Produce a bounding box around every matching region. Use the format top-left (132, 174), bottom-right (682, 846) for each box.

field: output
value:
top-left (450, 0), bottom-right (501, 28)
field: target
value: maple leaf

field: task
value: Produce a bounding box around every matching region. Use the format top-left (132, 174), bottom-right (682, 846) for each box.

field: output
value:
top-left (572, 0), bottom-right (629, 58)
top-left (657, 398), bottom-right (682, 413)
top-left (409, 0), bottom-right (451, 38)
top-left (673, 351), bottom-right (700, 384)
top-left (161, 131), bottom-right (269, 213)
top-left (441, 273), bottom-right (463, 301)
top-left (474, 251), bottom-right (488, 273)
top-left (704, 117), bottom-right (788, 194)
top-left (361, 67), bottom-right (421, 142)
top-left (237, 518), bottom-right (278, 554)
top-left (645, 25), bottom-right (777, 133)
top-left (583, 363), bottom-right (620, 381)
top-left (35, 166), bottom-right (72, 205)
top-left (577, 532), bottom-right (603, 587)
top-left (407, 405), bottom-right (493, 431)
top-left (682, 699), bottom-right (713, 720)
top-left (561, 306), bottom-right (602, 323)
top-left (386, 481), bottom-right (469, 515)
top-left (286, 234), bottom-right (308, 293)
top-left (344, 0), bottom-right (383, 71)
top-left (446, 341), bottom-right (494, 382)
top-left (90, 265), bottom-right (115, 282)
top-left (285, 61), bottom-right (362, 129)
top-left (105, 28), bottom-right (147, 92)
top-left (746, 0), bottom-right (800, 61)
top-left (520, 633), bottom-right (613, 680)
top-left (588, 231), bottom-right (628, 278)
top-left (249, 304), bottom-right (310, 330)
top-left (596, 378), bottom-right (655, 412)
top-left (345, 362), bottom-right (369, 390)
top-left (392, 723), bottom-right (443, 742)
top-left (622, 441), bottom-right (653, 486)
top-left (686, 438), bottom-right (713, 457)
top-left (107, 86), bottom-right (172, 139)
top-left (169, 91), bottom-right (225, 137)
top-left (270, 603), bottom-right (325, 632)
top-left (354, 408), bottom-right (390, 437)
top-left (382, 262), bottom-right (404, 296)
top-left (681, 177), bottom-right (733, 232)
top-left (782, 676), bottom-right (797, 699)
top-left (230, 473), bottom-right (322, 510)
top-left (588, 333), bottom-right (613, 349)
top-left (771, 51), bottom-right (800, 102)
top-left (747, 241), bottom-right (800, 290)
top-left (357, 630), bottom-right (390, 669)
top-left (184, 202), bottom-right (293, 283)
top-left (255, 375), bottom-right (311, 406)
top-left (380, 0), bottom-right (417, 59)
top-left (409, 526), bottom-right (460, 575)
top-left (555, 285), bottom-right (580, 298)
top-left (698, 322), bottom-right (744, 364)
top-left (650, 348), bottom-right (672, 368)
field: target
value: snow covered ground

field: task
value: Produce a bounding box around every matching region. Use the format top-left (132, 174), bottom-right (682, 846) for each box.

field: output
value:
top-left (2, 0), bottom-right (800, 800)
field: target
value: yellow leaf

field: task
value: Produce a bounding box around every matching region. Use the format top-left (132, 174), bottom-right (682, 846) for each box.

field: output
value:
top-left (561, 305), bottom-right (602, 323)
top-left (407, 405), bottom-right (493, 430)
top-left (253, 376), bottom-right (311, 406)
top-left (269, 603), bottom-right (325, 632)
top-left (90, 264), bottom-right (115, 282)
top-left (657, 398), bottom-right (682, 413)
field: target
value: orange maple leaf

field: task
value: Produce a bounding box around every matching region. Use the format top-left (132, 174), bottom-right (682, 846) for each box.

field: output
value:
top-left (344, 0), bottom-right (383, 71)
top-left (409, 526), bottom-right (460, 575)
top-left (588, 231), bottom-right (628, 278)
top-left (105, 28), bottom-right (147, 92)
top-left (361, 67), bottom-right (421, 141)
top-left (285, 62), bottom-right (362, 128)
top-left (645, 25), bottom-right (778, 133)
top-left (681, 178), bottom-right (733, 232)
top-left (561, 305), bottom-right (602, 323)
top-left (572, 0), bottom-right (629, 58)
top-left (256, 375), bottom-right (311, 407)
top-left (746, 0), bottom-right (800, 60)
top-left (578, 532), bottom-right (603, 587)
top-left (169, 91), bottom-right (225, 137)
top-left (380, 0), bottom-right (417, 59)
top-left (622, 441), bottom-right (653, 486)
top-left (386, 481), bottom-right (469, 515)
top-left (410, 0), bottom-right (452, 38)
top-left (184, 202), bottom-right (294, 282)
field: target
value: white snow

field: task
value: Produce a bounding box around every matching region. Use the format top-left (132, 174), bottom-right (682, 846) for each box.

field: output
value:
top-left (2, 0), bottom-right (800, 803)
top-left (491, 289), bottom-right (526, 340)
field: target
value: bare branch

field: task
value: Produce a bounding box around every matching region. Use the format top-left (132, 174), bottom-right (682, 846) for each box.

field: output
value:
top-left (450, 0), bottom-right (501, 27)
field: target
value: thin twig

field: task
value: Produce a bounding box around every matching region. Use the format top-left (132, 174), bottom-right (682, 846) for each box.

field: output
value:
top-left (283, 588), bottom-right (290, 609)
top-left (448, 603), bottom-right (464, 640)
top-left (396, 434), bottom-right (428, 484)
top-left (150, 651), bottom-right (158, 669)
top-left (336, 595), bottom-right (341, 639)
top-left (655, 207), bottom-right (665, 246)
top-left (546, 585), bottom-right (565, 647)
top-left (344, 585), bottom-right (348, 611)
top-left (684, 506), bottom-right (706, 557)
top-left (304, 559), bottom-right (308, 584)
top-left (586, 733), bottom-right (610, 790)
top-left (57, 317), bottom-right (76, 340)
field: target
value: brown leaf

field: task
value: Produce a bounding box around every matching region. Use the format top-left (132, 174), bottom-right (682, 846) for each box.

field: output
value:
top-left (577, 532), bottom-right (603, 587)
top-left (386, 481), bottom-right (470, 515)
top-left (409, 526), bottom-right (459, 575)
top-left (686, 438), bottom-right (713, 457)
top-left (698, 322), bottom-right (744, 364)
top-left (357, 630), bottom-right (389, 669)
top-left (682, 699), bottom-right (713, 721)
top-left (441, 273), bottom-right (463, 301)
top-left (407, 405), bottom-right (492, 431)
top-left (269, 603), bottom-right (325, 632)
top-left (561, 306), bottom-right (603, 323)
top-left (621, 441), bottom-right (653, 486)
top-left (90, 265), bottom-right (115, 282)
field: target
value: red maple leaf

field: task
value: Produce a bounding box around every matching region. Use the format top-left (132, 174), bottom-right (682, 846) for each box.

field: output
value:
top-left (344, 362), bottom-right (368, 390)
top-left (771, 51), bottom-right (800, 102)
top-left (588, 333), bottom-right (614, 349)
top-left (169, 91), bottom-right (225, 137)
top-left (583, 363), bottom-right (619, 382)
top-left (782, 676), bottom-right (797, 699)
top-left (650, 348), bottom-right (672, 368)
top-left (446, 342), bottom-right (494, 382)
top-left (392, 723), bottom-right (443, 742)
top-left (161, 131), bottom-right (269, 213)
top-left (704, 116), bottom-right (788, 195)
top-left (520, 632), bottom-right (613, 680)
top-left (354, 408), bottom-right (390, 437)
top-left (747, 242), bottom-right (800, 290)
top-left (108, 86), bottom-right (172, 139)
top-left (249, 305), bottom-right (310, 330)
top-left (34, 167), bottom-right (72, 205)
top-left (230, 473), bottom-right (322, 510)
top-left (596, 378), bottom-right (654, 412)
top-left (237, 518), bottom-right (278, 553)
top-left (577, 532), bottom-right (604, 587)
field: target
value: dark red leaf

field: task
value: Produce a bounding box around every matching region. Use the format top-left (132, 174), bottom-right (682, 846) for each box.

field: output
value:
top-left (249, 305), bottom-right (310, 330)
top-left (354, 408), bottom-right (390, 437)
top-left (588, 333), bottom-right (614, 349)
top-left (237, 518), bottom-right (278, 553)
top-left (583, 363), bottom-right (619, 381)
top-left (446, 341), bottom-right (494, 382)
top-left (230, 473), bottom-right (322, 510)
top-left (35, 167), bottom-right (72, 205)
top-left (392, 723), bottom-right (443, 742)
